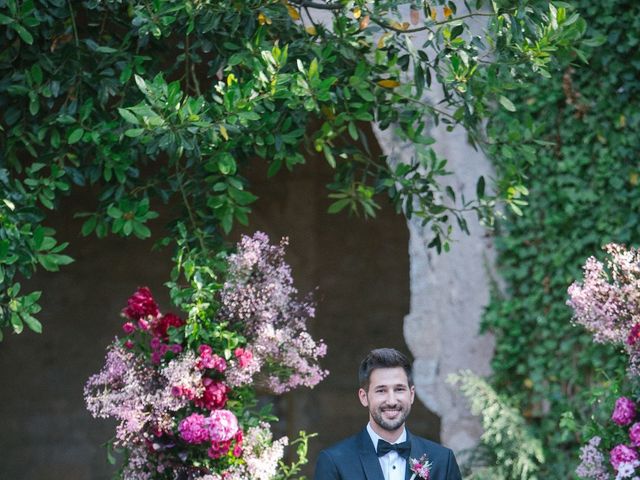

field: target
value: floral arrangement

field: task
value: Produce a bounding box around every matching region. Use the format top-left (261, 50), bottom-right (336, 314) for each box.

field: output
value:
top-left (85, 232), bottom-right (327, 479)
top-left (568, 243), bottom-right (640, 375)
top-left (409, 454), bottom-right (432, 480)
top-left (569, 244), bottom-right (640, 480)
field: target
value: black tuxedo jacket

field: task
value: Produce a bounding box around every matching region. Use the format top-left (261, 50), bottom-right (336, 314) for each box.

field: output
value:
top-left (314, 428), bottom-right (461, 480)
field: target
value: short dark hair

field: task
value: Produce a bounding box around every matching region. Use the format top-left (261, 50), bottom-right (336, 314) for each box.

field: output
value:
top-left (358, 348), bottom-right (413, 390)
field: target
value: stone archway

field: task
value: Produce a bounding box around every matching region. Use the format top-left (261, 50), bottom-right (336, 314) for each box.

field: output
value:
top-left (0, 134), bottom-right (439, 479)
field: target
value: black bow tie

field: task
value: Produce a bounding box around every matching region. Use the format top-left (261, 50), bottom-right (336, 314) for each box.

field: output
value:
top-left (376, 439), bottom-right (411, 459)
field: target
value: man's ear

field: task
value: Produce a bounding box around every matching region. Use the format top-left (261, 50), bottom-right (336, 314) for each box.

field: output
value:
top-left (410, 385), bottom-right (415, 404)
top-left (358, 388), bottom-right (369, 407)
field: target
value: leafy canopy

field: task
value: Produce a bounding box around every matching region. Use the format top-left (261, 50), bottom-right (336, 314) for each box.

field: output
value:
top-left (0, 0), bottom-right (585, 337)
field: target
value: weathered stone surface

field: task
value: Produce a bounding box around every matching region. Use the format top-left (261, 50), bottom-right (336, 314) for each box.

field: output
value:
top-left (373, 119), bottom-right (497, 455)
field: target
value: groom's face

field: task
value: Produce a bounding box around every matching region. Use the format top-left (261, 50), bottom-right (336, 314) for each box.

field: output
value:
top-left (358, 367), bottom-right (415, 435)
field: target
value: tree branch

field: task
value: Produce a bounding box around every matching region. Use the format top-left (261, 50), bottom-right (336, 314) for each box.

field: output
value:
top-left (290, 0), bottom-right (344, 11)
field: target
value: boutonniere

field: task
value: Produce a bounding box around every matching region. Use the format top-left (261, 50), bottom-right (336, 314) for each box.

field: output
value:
top-left (409, 454), bottom-right (432, 480)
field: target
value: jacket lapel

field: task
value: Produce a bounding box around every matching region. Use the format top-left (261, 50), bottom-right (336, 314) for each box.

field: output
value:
top-left (357, 428), bottom-right (385, 480)
top-left (405, 430), bottom-right (419, 480)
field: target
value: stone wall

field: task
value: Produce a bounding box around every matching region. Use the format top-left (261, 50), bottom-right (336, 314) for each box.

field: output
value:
top-left (373, 121), bottom-right (496, 455)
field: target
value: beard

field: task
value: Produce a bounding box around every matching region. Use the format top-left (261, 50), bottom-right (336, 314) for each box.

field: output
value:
top-left (370, 404), bottom-right (411, 432)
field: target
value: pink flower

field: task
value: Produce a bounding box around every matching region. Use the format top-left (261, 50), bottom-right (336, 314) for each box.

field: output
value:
top-left (628, 324), bottom-right (640, 346)
top-left (207, 438), bottom-right (232, 459)
top-left (234, 347), bottom-right (253, 368)
top-left (179, 413), bottom-right (209, 444)
top-left (195, 378), bottom-right (229, 410)
top-left (631, 423), bottom-right (640, 447)
top-left (122, 287), bottom-right (159, 320)
top-left (206, 409), bottom-right (239, 442)
top-left (122, 322), bottom-right (136, 334)
top-left (123, 340), bottom-right (134, 349)
top-left (613, 397), bottom-right (637, 426)
top-left (197, 345), bottom-right (226, 372)
top-left (409, 454), bottom-right (432, 479)
top-left (137, 318), bottom-right (150, 331)
top-left (233, 430), bottom-right (243, 457)
top-left (610, 444), bottom-right (639, 470)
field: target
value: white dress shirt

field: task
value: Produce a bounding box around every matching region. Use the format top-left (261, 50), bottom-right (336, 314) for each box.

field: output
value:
top-left (367, 423), bottom-right (407, 480)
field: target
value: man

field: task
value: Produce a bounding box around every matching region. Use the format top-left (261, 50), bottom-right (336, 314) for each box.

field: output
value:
top-left (314, 348), bottom-right (461, 480)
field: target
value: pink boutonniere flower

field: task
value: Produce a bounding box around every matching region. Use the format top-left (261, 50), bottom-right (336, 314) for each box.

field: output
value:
top-left (409, 454), bottom-right (432, 480)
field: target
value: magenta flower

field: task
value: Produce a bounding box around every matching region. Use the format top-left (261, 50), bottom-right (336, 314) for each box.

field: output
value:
top-left (122, 322), bottom-right (136, 334)
top-left (610, 444), bottom-right (639, 470)
top-left (179, 414), bottom-right (209, 444)
top-left (630, 423), bottom-right (640, 447)
top-left (197, 345), bottom-right (227, 372)
top-left (628, 324), bottom-right (640, 346)
top-left (123, 287), bottom-right (159, 320)
top-left (613, 397), bottom-right (637, 426)
top-left (195, 378), bottom-right (229, 410)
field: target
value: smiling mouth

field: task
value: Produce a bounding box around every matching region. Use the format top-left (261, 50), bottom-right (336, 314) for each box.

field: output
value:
top-left (383, 409), bottom-right (401, 416)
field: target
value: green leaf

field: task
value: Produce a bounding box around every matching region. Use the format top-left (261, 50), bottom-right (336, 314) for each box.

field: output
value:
top-left (96, 46), bottom-right (118, 53)
top-left (322, 145), bottom-right (336, 168)
top-left (476, 176), bottom-right (486, 198)
top-left (499, 95), bottom-right (516, 112)
top-left (118, 108), bottom-right (139, 125)
top-left (37, 253), bottom-right (74, 271)
top-left (11, 313), bottom-right (23, 334)
top-left (0, 240), bottom-right (9, 260)
top-left (348, 122), bottom-right (358, 141)
top-left (228, 187), bottom-right (257, 206)
top-left (13, 23), bottom-right (33, 44)
top-left (30, 64), bottom-right (43, 84)
top-left (81, 216), bottom-right (97, 236)
top-left (22, 313), bottom-right (42, 333)
top-left (132, 222), bottom-right (151, 239)
top-left (107, 205), bottom-right (122, 219)
top-left (217, 153), bottom-right (237, 175)
top-left (68, 128), bottom-right (84, 144)
top-left (125, 128), bottom-right (145, 138)
top-left (328, 198), bottom-right (350, 214)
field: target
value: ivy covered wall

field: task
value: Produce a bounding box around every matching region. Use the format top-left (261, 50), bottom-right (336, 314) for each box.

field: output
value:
top-left (483, 0), bottom-right (640, 476)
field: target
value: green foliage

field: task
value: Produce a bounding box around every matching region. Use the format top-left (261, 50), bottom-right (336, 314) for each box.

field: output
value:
top-left (449, 370), bottom-right (544, 480)
top-left (0, 0), bottom-right (583, 336)
top-left (481, 0), bottom-right (640, 476)
top-left (276, 431), bottom-right (317, 480)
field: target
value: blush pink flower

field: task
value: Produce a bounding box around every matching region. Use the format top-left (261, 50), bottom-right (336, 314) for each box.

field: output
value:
top-left (234, 347), bottom-right (253, 368)
top-left (206, 409), bottom-right (239, 442)
top-left (610, 444), bottom-right (639, 470)
top-left (122, 287), bottom-right (159, 320)
top-left (613, 397), bottom-right (637, 426)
